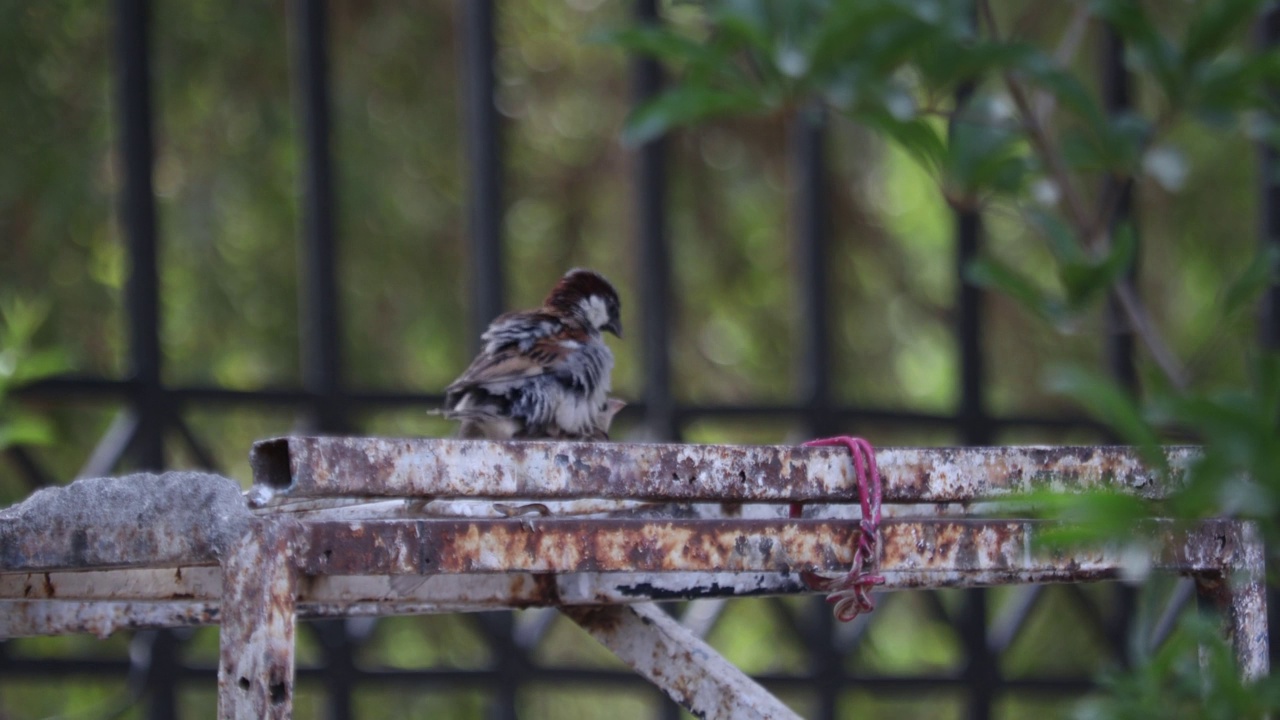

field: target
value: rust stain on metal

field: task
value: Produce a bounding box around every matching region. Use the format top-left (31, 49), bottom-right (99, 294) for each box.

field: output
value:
top-left (1, 600), bottom-right (220, 639)
top-left (295, 519), bottom-right (859, 576)
top-left (217, 519), bottom-right (298, 720)
top-left (250, 437), bottom-right (1194, 505)
top-left (0, 567), bottom-right (222, 602)
top-left (281, 517), bottom-right (1246, 581)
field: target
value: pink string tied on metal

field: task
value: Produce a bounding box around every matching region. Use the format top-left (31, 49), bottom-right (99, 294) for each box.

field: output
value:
top-left (798, 436), bottom-right (884, 622)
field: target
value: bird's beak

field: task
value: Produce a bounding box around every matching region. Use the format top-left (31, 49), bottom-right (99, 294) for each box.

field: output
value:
top-left (605, 319), bottom-right (623, 338)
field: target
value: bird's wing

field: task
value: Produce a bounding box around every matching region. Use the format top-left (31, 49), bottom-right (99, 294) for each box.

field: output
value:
top-left (445, 318), bottom-right (588, 400)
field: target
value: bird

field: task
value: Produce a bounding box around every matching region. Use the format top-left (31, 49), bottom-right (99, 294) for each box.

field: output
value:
top-left (438, 268), bottom-right (624, 441)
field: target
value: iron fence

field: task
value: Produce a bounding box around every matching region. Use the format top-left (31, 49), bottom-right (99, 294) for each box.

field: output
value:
top-left (3, 0), bottom-right (1279, 719)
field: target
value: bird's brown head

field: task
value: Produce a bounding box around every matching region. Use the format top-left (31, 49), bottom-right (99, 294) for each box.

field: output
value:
top-left (545, 268), bottom-right (622, 337)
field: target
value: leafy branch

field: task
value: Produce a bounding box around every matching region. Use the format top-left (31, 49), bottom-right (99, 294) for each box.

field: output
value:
top-left (0, 297), bottom-right (71, 451)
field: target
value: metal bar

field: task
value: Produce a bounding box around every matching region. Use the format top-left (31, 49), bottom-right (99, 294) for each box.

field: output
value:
top-left (957, 207), bottom-right (988, 445)
top-left (473, 612), bottom-right (520, 720)
top-left (114, 0), bottom-right (164, 470)
top-left (0, 601), bottom-right (221, 639)
top-left (172, 414), bottom-right (221, 472)
top-left (218, 519), bottom-right (298, 719)
top-left (1262, 10), bottom-right (1280, 348)
top-left (76, 409), bottom-right (140, 478)
top-left (792, 104), bottom-right (832, 437)
top-left (459, 0), bottom-right (504, 350)
top-left (249, 436), bottom-right (1195, 503)
top-left (952, 81), bottom-right (990, 446)
top-left (11, 379), bottom-right (1105, 430)
top-left (633, 0), bottom-right (676, 440)
top-left (1102, 26), bottom-right (1138, 391)
top-left (311, 620), bottom-right (355, 720)
top-left (1192, 521), bottom-right (1270, 680)
top-left (291, 517), bottom-right (1238, 577)
top-left (1227, 523), bottom-right (1269, 679)
top-left (960, 586), bottom-right (995, 719)
top-left (3, 518), bottom-right (1245, 598)
top-left (0, 513), bottom-right (1254, 641)
top-left (566, 602), bottom-right (801, 719)
top-left (291, 0), bottom-right (345, 433)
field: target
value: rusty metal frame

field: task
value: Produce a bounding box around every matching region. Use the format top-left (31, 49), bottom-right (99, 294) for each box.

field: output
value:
top-left (0, 438), bottom-right (1269, 717)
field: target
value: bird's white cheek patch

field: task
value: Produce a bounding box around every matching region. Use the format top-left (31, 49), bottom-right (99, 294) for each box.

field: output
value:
top-left (580, 296), bottom-right (610, 329)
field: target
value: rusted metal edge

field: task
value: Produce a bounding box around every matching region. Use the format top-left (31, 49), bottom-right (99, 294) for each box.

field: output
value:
top-left (1191, 520), bottom-right (1269, 680)
top-left (249, 436), bottom-right (1194, 504)
top-left (0, 518), bottom-right (1241, 583)
top-left (0, 511), bottom-right (1254, 642)
top-left (218, 518), bottom-right (296, 720)
top-left (293, 517), bottom-right (1237, 577)
top-left (567, 602), bottom-right (801, 720)
top-left (0, 600), bottom-right (221, 639)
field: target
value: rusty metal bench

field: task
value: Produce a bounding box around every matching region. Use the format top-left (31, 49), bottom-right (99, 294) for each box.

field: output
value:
top-left (0, 438), bottom-right (1267, 718)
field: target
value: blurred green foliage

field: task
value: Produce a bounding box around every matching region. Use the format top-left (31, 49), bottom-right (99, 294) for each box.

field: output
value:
top-left (610, 0), bottom-right (1280, 717)
top-left (0, 298), bottom-right (71, 450)
top-left (1, 0), bottom-right (1279, 717)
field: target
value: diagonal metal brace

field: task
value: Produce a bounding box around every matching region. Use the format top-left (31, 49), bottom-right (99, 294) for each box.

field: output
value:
top-left (565, 602), bottom-right (800, 720)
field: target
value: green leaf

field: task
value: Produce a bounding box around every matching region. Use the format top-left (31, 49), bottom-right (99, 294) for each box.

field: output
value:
top-left (1045, 365), bottom-right (1163, 456)
top-left (1222, 244), bottom-right (1280, 316)
top-left (1014, 489), bottom-right (1153, 548)
top-left (622, 86), bottom-right (765, 146)
top-left (9, 347), bottom-right (72, 384)
top-left (1027, 208), bottom-right (1087, 266)
top-left (0, 412), bottom-right (56, 450)
top-left (1183, 0), bottom-right (1264, 67)
top-left (1019, 63), bottom-right (1105, 129)
top-left (1092, 0), bottom-right (1183, 105)
top-left (858, 110), bottom-right (947, 176)
top-left (594, 26), bottom-right (715, 66)
top-left (944, 99), bottom-right (1031, 196)
top-left (1061, 222), bottom-right (1137, 309)
top-left (965, 255), bottom-right (1064, 322)
top-left (917, 40), bottom-right (1038, 90)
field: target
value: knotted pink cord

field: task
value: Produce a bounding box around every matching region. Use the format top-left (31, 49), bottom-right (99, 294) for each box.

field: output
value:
top-left (799, 436), bottom-right (884, 622)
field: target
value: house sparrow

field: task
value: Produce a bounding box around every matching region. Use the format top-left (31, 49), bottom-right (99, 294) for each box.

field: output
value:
top-left (440, 268), bottom-right (623, 441)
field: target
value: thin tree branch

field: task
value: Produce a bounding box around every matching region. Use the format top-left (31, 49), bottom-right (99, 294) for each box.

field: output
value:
top-left (977, 0), bottom-right (1191, 391)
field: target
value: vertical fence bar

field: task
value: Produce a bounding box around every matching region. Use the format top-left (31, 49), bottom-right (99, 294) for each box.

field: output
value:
top-left (291, 2), bottom-right (352, 717)
top-left (474, 613), bottom-right (520, 720)
top-left (292, 0), bottom-right (345, 436)
top-left (458, 5), bottom-right (520, 717)
top-left (953, 32), bottom-right (994, 709)
top-left (792, 105), bottom-right (833, 438)
top-left (1100, 24), bottom-right (1139, 667)
top-left (956, 205), bottom-right (987, 448)
top-left (114, 2), bottom-right (175, 718)
top-left (460, 0), bottom-right (504, 351)
top-left (960, 590), bottom-right (997, 720)
top-left (1102, 27), bottom-right (1138, 393)
top-left (632, 0), bottom-right (676, 440)
top-left (1258, 6), bottom-right (1280, 668)
top-left (114, 0), bottom-right (164, 471)
top-left (1262, 8), bottom-right (1280, 353)
top-left (792, 102), bottom-right (839, 718)
top-left (952, 80), bottom-right (989, 447)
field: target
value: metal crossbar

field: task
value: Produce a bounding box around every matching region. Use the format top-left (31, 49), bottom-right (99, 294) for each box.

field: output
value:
top-left (0, 438), bottom-right (1267, 718)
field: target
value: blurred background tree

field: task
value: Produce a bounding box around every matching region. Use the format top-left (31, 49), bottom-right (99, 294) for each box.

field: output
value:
top-left (1, 0), bottom-right (1277, 718)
